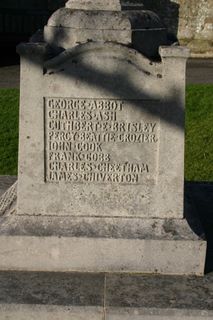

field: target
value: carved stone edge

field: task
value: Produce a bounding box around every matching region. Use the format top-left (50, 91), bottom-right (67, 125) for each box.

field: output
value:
top-left (159, 46), bottom-right (190, 58)
top-left (43, 42), bottom-right (162, 76)
top-left (0, 182), bottom-right (18, 217)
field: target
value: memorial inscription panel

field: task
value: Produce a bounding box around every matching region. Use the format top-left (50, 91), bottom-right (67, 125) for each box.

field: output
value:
top-left (44, 97), bottom-right (160, 185)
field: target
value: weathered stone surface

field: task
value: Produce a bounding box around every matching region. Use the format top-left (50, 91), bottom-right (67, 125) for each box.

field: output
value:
top-left (0, 209), bottom-right (206, 274)
top-left (17, 42), bottom-right (189, 220)
top-left (107, 308), bottom-right (213, 319)
top-left (46, 8), bottom-right (130, 29)
top-left (11, 0), bottom-right (206, 277)
top-left (0, 215), bottom-right (202, 240)
top-left (0, 178), bottom-right (207, 275)
top-left (0, 271), bottom-right (104, 305)
top-left (0, 235), bottom-right (206, 275)
top-left (0, 175), bottom-right (207, 276)
top-left (106, 273), bottom-right (213, 309)
top-left (66, 0), bottom-right (121, 11)
top-left (44, 8), bottom-right (168, 58)
top-left (106, 272), bottom-right (213, 319)
top-left (1, 180), bottom-right (211, 275)
top-left (0, 306), bottom-right (103, 320)
top-left (0, 271), bottom-right (104, 319)
top-left (44, 25), bottom-right (131, 49)
top-left (0, 180), bottom-right (209, 275)
top-left (0, 271), bottom-right (212, 319)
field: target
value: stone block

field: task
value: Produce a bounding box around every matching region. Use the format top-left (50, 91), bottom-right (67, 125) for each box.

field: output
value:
top-left (0, 214), bottom-right (206, 275)
top-left (0, 306), bottom-right (103, 320)
top-left (17, 42), bottom-right (188, 220)
top-left (105, 273), bottom-right (213, 319)
top-left (106, 308), bottom-right (213, 319)
top-left (66, 0), bottom-right (121, 11)
top-left (0, 271), bottom-right (104, 319)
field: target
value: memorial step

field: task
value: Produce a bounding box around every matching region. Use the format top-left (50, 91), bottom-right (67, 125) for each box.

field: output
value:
top-left (0, 271), bottom-right (212, 319)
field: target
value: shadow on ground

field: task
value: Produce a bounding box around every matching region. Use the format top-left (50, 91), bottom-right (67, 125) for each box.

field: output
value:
top-left (185, 181), bottom-right (213, 274)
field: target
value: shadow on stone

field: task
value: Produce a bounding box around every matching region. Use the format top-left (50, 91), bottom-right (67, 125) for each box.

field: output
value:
top-left (17, 41), bottom-right (185, 131)
top-left (121, 0), bottom-right (180, 43)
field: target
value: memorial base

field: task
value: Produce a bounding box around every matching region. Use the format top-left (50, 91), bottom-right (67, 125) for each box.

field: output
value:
top-left (0, 210), bottom-right (206, 275)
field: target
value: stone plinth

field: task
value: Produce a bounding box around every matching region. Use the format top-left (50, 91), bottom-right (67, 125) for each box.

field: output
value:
top-left (0, 179), bottom-right (208, 276)
top-left (0, 214), bottom-right (206, 275)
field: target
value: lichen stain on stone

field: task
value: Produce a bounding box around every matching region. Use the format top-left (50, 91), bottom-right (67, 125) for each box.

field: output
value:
top-left (163, 220), bottom-right (179, 236)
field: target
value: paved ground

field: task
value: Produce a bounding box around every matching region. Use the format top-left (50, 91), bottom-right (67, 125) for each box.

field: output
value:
top-left (0, 270), bottom-right (212, 319)
top-left (0, 59), bottom-right (212, 88)
top-left (186, 59), bottom-right (213, 84)
top-left (0, 65), bottom-right (20, 88)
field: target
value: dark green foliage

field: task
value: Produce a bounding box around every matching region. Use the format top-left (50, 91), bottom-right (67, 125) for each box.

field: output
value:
top-left (0, 89), bottom-right (19, 175)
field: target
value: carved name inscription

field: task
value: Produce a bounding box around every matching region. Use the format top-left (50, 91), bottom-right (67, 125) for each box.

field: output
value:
top-left (45, 98), bottom-right (159, 184)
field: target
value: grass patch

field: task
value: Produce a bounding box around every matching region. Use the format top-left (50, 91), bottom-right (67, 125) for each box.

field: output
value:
top-left (0, 85), bottom-right (212, 181)
top-left (185, 84), bottom-right (213, 181)
top-left (0, 88), bottom-right (19, 175)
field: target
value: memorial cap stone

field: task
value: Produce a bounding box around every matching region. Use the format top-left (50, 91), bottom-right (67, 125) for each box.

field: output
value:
top-left (44, 0), bottom-right (168, 58)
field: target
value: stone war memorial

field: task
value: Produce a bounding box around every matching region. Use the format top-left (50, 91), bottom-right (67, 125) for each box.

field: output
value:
top-left (0, 0), bottom-right (212, 319)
